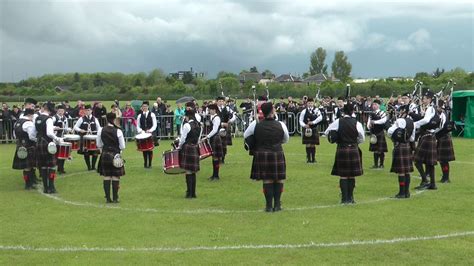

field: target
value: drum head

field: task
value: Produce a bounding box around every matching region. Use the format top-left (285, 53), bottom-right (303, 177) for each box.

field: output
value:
top-left (84, 135), bottom-right (97, 140)
top-left (64, 134), bottom-right (80, 141)
top-left (17, 147), bottom-right (28, 159)
top-left (59, 142), bottom-right (72, 147)
top-left (136, 132), bottom-right (152, 140)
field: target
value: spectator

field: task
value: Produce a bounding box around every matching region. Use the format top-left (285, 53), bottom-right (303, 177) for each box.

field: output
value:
top-left (122, 102), bottom-right (136, 140)
top-left (151, 102), bottom-right (162, 140)
top-left (174, 102), bottom-right (185, 135)
top-left (163, 104), bottom-right (174, 139)
top-left (240, 97), bottom-right (252, 114)
top-left (156, 97), bottom-right (167, 115)
top-left (93, 101), bottom-right (107, 126)
top-left (110, 104), bottom-right (122, 127)
top-left (275, 97), bottom-right (287, 113)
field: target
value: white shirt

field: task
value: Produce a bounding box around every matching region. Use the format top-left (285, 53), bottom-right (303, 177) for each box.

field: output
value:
top-left (299, 107), bottom-right (322, 127)
top-left (207, 114), bottom-right (221, 139)
top-left (22, 119), bottom-right (37, 142)
top-left (324, 115), bottom-right (365, 144)
top-left (39, 112), bottom-right (60, 142)
top-left (243, 119), bottom-right (289, 144)
top-left (434, 112), bottom-right (447, 134)
top-left (414, 105), bottom-right (435, 130)
top-left (136, 111), bottom-right (157, 134)
top-left (387, 118), bottom-right (416, 142)
top-left (96, 124), bottom-right (126, 151)
top-left (74, 115), bottom-right (102, 134)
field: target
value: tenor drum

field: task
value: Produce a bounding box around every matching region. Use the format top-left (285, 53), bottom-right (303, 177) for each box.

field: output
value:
top-left (64, 134), bottom-right (80, 151)
top-left (84, 135), bottom-right (98, 151)
top-left (56, 142), bottom-right (72, 159)
top-left (162, 150), bottom-right (185, 174)
top-left (199, 139), bottom-right (213, 160)
top-left (135, 132), bottom-right (154, 151)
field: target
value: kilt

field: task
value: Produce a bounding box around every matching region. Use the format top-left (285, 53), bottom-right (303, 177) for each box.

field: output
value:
top-left (250, 150), bottom-right (286, 180)
top-left (437, 135), bottom-right (455, 162)
top-left (369, 132), bottom-right (388, 153)
top-left (302, 128), bottom-right (320, 145)
top-left (77, 135), bottom-right (100, 156)
top-left (98, 150), bottom-right (125, 177)
top-left (210, 135), bottom-right (224, 159)
top-left (12, 146), bottom-right (36, 170)
top-left (179, 143), bottom-right (200, 172)
top-left (225, 129), bottom-right (233, 146)
top-left (36, 138), bottom-right (57, 168)
top-left (331, 145), bottom-right (363, 177)
top-left (390, 142), bottom-right (414, 174)
top-left (414, 133), bottom-right (437, 165)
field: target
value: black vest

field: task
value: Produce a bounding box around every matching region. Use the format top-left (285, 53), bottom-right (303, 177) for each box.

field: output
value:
top-left (219, 106), bottom-right (230, 123)
top-left (36, 114), bottom-right (52, 142)
top-left (254, 118), bottom-right (284, 152)
top-left (15, 119), bottom-right (35, 147)
top-left (101, 126), bottom-right (120, 153)
top-left (185, 120), bottom-right (201, 145)
top-left (54, 114), bottom-right (67, 137)
top-left (303, 108), bottom-right (319, 128)
top-left (370, 110), bottom-right (385, 134)
top-left (338, 117), bottom-right (358, 145)
top-left (139, 112), bottom-right (153, 131)
top-left (206, 115), bottom-right (220, 137)
top-left (80, 115), bottom-right (98, 133)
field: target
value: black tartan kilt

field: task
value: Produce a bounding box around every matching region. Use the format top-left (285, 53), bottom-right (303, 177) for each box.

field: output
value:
top-left (77, 136), bottom-right (101, 156)
top-left (369, 132), bottom-right (388, 153)
top-left (250, 150), bottom-right (286, 180)
top-left (179, 143), bottom-right (200, 172)
top-left (414, 133), bottom-right (437, 165)
top-left (225, 128), bottom-right (233, 146)
top-left (390, 142), bottom-right (414, 174)
top-left (437, 135), bottom-right (455, 162)
top-left (302, 127), bottom-right (320, 145)
top-left (36, 138), bottom-right (57, 168)
top-left (98, 150), bottom-right (125, 177)
top-left (12, 146), bottom-right (36, 170)
top-left (210, 135), bottom-right (224, 158)
top-left (331, 145), bottom-right (363, 177)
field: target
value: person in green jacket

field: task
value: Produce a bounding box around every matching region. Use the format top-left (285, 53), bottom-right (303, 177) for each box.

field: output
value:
top-left (174, 103), bottom-right (185, 135)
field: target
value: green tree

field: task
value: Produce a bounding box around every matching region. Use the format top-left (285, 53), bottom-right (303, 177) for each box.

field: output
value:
top-left (146, 69), bottom-right (165, 86)
top-left (310, 47), bottom-right (328, 75)
top-left (74, 72), bottom-right (80, 83)
top-left (262, 69), bottom-right (274, 78)
top-left (217, 71), bottom-right (238, 79)
top-left (250, 66), bottom-right (259, 73)
top-left (331, 51), bottom-right (352, 81)
top-left (182, 71), bottom-right (194, 84)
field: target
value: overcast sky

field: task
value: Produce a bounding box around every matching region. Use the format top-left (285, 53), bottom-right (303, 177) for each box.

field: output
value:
top-left (0, 0), bottom-right (473, 82)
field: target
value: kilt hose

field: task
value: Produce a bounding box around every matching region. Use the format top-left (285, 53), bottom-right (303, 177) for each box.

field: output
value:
top-left (414, 133), bottom-right (438, 165)
top-left (331, 144), bottom-right (363, 177)
top-left (369, 132), bottom-right (388, 153)
top-left (390, 142), bottom-right (414, 174)
top-left (210, 135), bottom-right (224, 159)
top-left (250, 150), bottom-right (286, 181)
top-left (179, 143), bottom-right (200, 172)
top-left (302, 128), bottom-right (320, 145)
top-left (36, 138), bottom-right (57, 168)
top-left (12, 146), bottom-right (36, 170)
top-left (437, 134), bottom-right (455, 162)
top-left (98, 150), bottom-right (125, 177)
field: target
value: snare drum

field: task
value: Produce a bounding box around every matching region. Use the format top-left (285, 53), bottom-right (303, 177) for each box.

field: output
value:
top-left (198, 139), bottom-right (213, 160)
top-left (84, 135), bottom-right (98, 151)
top-left (64, 134), bottom-right (80, 151)
top-left (56, 142), bottom-right (72, 159)
top-left (135, 132), bottom-right (154, 151)
top-left (162, 150), bottom-right (185, 174)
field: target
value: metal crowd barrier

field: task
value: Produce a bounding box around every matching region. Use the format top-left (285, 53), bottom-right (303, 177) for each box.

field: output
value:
top-left (0, 111), bottom-right (377, 143)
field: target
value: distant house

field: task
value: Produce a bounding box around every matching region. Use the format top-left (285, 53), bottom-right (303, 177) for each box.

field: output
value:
top-left (274, 74), bottom-right (303, 83)
top-left (54, 85), bottom-right (71, 92)
top-left (239, 72), bottom-right (263, 84)
top-left (169, 67), bottom-right (205, 80)
top-left (304, 73), bottom-right (340, 85)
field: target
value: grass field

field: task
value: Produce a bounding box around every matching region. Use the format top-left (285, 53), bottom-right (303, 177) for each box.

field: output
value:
top-left (0, 136), bottom-right (473, 264)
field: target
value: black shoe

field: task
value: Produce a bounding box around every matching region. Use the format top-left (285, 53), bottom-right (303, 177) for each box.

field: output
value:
top-left (379, 165), bottom-right (384, 169)
top-left (394, 193), bottom-right (407, 199)
top-left (113, 199), bottom-right (120, 203)
top-left (265, 207), bottom-right (273, 212)
top-left (427, 184), bottom-right (437, 190)
top-left (48, 188), bottom-right (57, 194)
top-left (208, 176), bottom-right (218, 181)
top-left (370, 165), bottom-right (379, 169)
top-left (415, 181), bottom-right (429, 190)
top-left (106, 198), bottom-right (113, 203)
top-left (273, 205), bottom-right (282, 212)
top-left (405, 192), bottom-right (411, 198)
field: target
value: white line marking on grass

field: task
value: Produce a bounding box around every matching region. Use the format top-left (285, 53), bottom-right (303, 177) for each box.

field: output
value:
top-left (37, 187), bottom-right (426, 214)
top-left (1, 231), bottom-right (472, 253)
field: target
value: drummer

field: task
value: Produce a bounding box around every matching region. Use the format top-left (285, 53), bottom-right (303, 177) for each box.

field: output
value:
top-left (97, 113), bottom-right (126, 203)
top-left (201, 104), bottom-right (224, 181)
top-left (136, 101), bottom-right (157, 168)
top-left (178, 108), bottom-right (202, 198)
top-left (74, 104), bottom-right (102, 171)
top-left (52, 105), bottom-right (69, 174)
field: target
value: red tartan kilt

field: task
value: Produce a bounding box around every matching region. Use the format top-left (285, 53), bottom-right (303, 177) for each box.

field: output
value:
top-left (390, 142), bottom-right (414, 174)
top-left (331, 145), bottom-right (363, 177)
top-left (36, 139), bottom-right (57, 168)
top-left (210, 135), bottom-right (223, 158)
top-left (302, 128), bottom-right (320, 145)
top-left (414, 134), bottom-right (437, 165)
top-left (12, 146), bottom-right (36, 170)
top-left (250, 150), bottom-right (286, 180)
top-left (437, 135), bottom-right (455, 162)
top-left (179, 143), bottom-right (200, 172)
top-left (98, 150), bottom-right (125, 177)
top-left (369, 133), bottom-right (388, 152)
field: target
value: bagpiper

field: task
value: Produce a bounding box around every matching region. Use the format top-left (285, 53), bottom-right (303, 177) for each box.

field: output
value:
top-left (12, 108), bottom-right (37, 190)
top-left (299, 97), bottom-right (322, 163)
top-left (367, 99), bottom-right (388, 169)
top-left (434, 100), bottom-right (455, 183)
top-left (202, 104), bottom-right (224, 181)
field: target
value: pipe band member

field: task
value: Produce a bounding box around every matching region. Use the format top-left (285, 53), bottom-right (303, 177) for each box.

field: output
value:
top-left (202, 104), bottom-right (224, 181)
top-left (244, 102), bottom-right (289, 212)
top-left (325, 103), bottom-right (365, 204)
top-left (74, 104), bottom-right (102, 171)
top-left (216, 96), bottom-right (236, 164)
top-left (434, 100), bottom-right (455, 184)
top-left (52, 105), bottom-right (69, 174)
top-left (12, 108), bottom-right (37, 190)
top-left (97, 113), bottom-right (126, 203)
top-left (299, 97), bottom-right (322, 163)
top-left (368, 99), bottom-right (388, 168)
top-left (178, 108), bottom-right (202, 199)
top-left (136, 101), bottom-right (157, 168)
